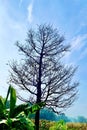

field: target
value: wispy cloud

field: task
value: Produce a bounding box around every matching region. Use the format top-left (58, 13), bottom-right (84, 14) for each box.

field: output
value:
top-left (27, 1), bottom-right (33, 23)
top-left (70, 34), bottom-right (87, 51)
top-left (64, 34), bottom-right (87, 63)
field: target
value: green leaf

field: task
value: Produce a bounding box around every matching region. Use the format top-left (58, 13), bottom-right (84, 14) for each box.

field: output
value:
top-left (49, 120), bottom-right (67, 130)
top-left (13, 103), bottom-right (29, 117)
top-left (0, 96), bottom-right (6, 119)
top-left (0, 96), bottom-right (5, 111)
top-left (5, 86), bottom-right (11, 106)
top-left (0, 119), bottom-right (9, 130)
top-left (9, 85), bottom-right (17, 118)
top-left (24, 102), bottom-right (45, 115)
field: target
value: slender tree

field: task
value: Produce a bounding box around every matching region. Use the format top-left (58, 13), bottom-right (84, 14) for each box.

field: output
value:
top-left (9, 25), bottom-right (78, 130)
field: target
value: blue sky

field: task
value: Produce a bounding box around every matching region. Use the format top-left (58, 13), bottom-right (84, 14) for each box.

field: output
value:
top-left (0, 0), bottom-right (87, 117)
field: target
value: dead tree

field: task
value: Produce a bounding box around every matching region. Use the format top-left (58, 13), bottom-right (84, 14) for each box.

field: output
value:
top-left (9, 25), bottom-right (78, 130)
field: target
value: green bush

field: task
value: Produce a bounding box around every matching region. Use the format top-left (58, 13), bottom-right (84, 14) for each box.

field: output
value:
top-left (49, 120), bottom-right (67, 130)
top-left (0, 85), bottom-right (45, 130)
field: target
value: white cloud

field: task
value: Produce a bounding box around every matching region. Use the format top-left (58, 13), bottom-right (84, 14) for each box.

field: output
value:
top-left (0, 2), bottom-right (27, 91)
top-left (27, 2), bottom-right (33, 23)
top-left (64, 34), bottom-right (87, 63)
top-left (70, 34), bottom-right (87, 51)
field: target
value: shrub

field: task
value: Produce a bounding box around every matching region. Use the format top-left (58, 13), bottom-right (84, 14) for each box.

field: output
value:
top-left (49, 120), bottom-right (67, 130)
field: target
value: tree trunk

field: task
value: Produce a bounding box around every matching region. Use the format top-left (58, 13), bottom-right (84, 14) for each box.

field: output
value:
top-left (35, 46), bottom-right (43, 130)
top-left (35, 109), bottom-right (40, 130)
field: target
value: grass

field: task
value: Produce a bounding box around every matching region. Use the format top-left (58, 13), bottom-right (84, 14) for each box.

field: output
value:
top-left (67, 122), bottom-right (87, 130)
top-left (38, 120), bottom-right (87, 130)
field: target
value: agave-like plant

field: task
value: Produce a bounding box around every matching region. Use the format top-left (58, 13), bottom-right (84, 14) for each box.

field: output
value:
top-left (0, 85), bottom-right (45, 130)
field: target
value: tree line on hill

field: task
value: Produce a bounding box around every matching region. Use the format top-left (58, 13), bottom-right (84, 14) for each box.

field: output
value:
top-left (30, 108), bottom-right (87, 123)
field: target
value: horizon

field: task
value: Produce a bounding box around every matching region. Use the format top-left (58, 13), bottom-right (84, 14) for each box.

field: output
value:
top-left (0, 0), bottom-right (87, 117)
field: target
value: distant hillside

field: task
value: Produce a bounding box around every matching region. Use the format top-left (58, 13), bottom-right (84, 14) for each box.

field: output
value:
top-left (30, 108), bottom-right (87, 123)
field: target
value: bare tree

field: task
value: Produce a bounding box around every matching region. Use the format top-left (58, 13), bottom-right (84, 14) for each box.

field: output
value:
top-left (9, 25), bottom-right (78, 130)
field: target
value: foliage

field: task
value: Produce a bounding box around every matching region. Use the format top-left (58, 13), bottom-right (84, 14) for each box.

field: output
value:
top-left (39, 120), bottom-right (54, 130)
top-left (67, 122), bottom-right (87, 130)
top-left (77, 116), bottom-right (87, 123)
top-left (39, 120), bottom-right (87, 130)
top-left (0, 85), bottom-right (45, 130)
top-left (49, 120), bottom-right (67, 130)
top-left (0, 96), bottom-right (6, 119)
top-left (30, 108), bottom-right (71, 122)
top-left (40, 120), bottom-right (48, 130)
top-left (41, 108), bottom-right (87, 123)
top-left (40, 108), bottom-right (57, 121)
top-left (5, 85), bottom-right (17, 118)
top-left (57, 114), bottom-right (71, 122)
